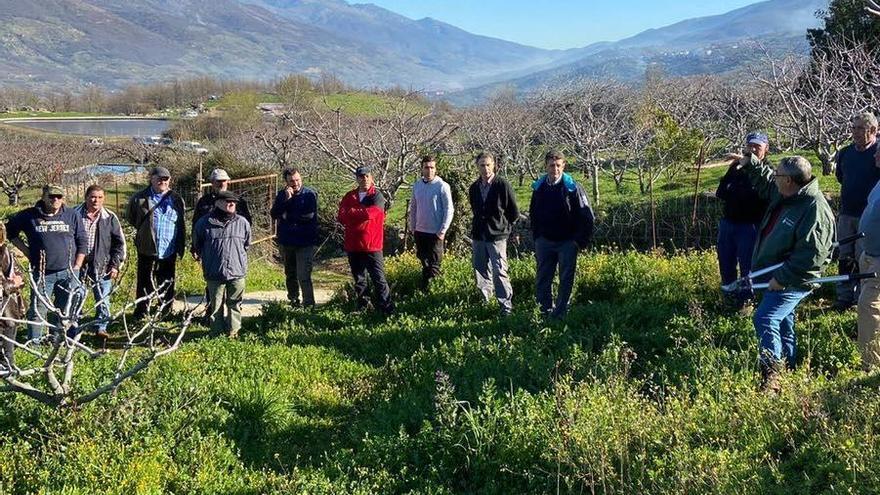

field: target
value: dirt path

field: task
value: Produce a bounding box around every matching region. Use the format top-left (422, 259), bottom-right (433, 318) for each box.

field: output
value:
top-left (173, 287), bottom-right (337, 317)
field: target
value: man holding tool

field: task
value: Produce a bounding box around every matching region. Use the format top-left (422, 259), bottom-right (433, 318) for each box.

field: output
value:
top-left (731, 153), bottom-right (835, 393)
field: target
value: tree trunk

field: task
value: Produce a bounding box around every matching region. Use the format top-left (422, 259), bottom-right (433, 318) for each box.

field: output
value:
top-left (590, 162), bottom-right (600, 206)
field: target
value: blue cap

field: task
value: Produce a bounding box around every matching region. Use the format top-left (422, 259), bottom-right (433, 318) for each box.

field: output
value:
top-left (354, 165), bottom-right (372, 176)
top-left (746, 132), bottom-right (769, 146)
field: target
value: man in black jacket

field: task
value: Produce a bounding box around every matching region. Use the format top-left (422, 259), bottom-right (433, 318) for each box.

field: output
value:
top-left (468, 152), bottom-right (519, 316)
top-left (530, 150), bottom-right (594, 318)
top-left (716, 132), bottom-right (769, 310)
top-left (125, 167), bottom-right (186, 319)
top-left (76, 185), bottom-right (126, 338)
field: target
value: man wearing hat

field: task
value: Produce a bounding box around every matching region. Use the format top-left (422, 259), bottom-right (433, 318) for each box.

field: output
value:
top-left (193, 191), bottom-right (251, 337)
top-left (126, 167), bottom-right (186, 319)
top-left (833, 112), bottom-right (880, 311)
top-left (716, 132), bottom-right (770, 312)
top-left (337, 166), bottom-right (394, 314)
top-left (192, 168), bottom-right (252, 232)
top-left (5, 185), bottom-right (88, 339)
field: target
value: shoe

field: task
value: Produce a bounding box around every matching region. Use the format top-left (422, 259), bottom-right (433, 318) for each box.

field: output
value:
top-left (499, 307), bottom-right (512, 317)
top-left (95, 329), bottom-right (110, 340)
top-left (736, 304), bottom-right (753, 317)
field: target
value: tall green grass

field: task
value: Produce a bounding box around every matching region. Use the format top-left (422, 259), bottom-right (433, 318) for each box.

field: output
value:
top-left (0, 251), bottom-right (876, 494)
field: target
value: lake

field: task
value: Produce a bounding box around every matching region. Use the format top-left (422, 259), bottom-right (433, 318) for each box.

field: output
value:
top-left (2, 118), bottom-right (171, 137)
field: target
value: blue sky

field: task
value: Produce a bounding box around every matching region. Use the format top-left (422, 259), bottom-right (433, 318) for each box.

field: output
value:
top-left (365, 0), bottom-right (765, 49)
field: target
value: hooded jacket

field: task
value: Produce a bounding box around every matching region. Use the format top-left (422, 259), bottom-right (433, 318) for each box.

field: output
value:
top-left (529, 172), bottom-right (595, 248)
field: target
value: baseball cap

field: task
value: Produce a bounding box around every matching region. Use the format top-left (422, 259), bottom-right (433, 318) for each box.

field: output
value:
top-left (354, 165), bottom-right (372, 176)
top-left (150, 166), bottom-right (171, 178)
top-left (746, 132), bottom-right (769, 146)
top-left (42, 185), bottom-right (64, 197)
top-left (209, 169), bottom-right (230, 181)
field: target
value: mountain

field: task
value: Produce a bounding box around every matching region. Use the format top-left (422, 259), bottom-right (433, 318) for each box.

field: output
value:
top-left (447, 0), bottom-right (828, 104)
top-left (0, 0), bottom-right (563, 92)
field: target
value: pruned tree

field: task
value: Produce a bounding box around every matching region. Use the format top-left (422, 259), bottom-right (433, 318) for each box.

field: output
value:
top-left (751, 40), bottom-right (880, 174)
top-left (0, 258), bottom-right (197, 408)
top-left (460, 90), bottom-right (544, 187)
top-left (0, 135), bottom-right (97, 205)
top-left (273, 93), bottom-right (459, 207)
top-left (538, 80), bottom-right (629, 204)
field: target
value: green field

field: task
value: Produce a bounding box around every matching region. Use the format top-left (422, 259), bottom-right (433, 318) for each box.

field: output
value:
top-left (0, 251), bottom-right (875, 493)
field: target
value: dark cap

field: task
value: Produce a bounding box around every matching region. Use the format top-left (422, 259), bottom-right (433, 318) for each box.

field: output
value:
top-left (746, 132), bottom-right (769, 146)
top-left (150, 166), bottom-right (171, 178)
top-left (354, 165), bottom-right (372, 176)
top-left (42, 184), bottom-right (64, 197)
top-left (215, 190), bottom-right (239, 202)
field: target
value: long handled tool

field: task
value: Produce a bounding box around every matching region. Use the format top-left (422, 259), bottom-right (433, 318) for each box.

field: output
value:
top-left (748, 272), bottom-right (878, 290)
top-left (721, 232), bottom-right (866, 293)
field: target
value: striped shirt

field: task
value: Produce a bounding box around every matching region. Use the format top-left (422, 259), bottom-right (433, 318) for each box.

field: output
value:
top-left (150, 190), bottom-right (179, 260)
top-left (81, 208), bottom-right (100, 260)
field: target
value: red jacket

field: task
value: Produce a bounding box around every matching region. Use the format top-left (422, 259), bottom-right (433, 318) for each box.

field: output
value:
top-left (337, 186), bottom-right (386, 253)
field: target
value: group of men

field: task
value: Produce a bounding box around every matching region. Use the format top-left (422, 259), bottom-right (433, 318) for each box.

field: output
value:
top-left (715, 112), bottom-right (880, 391)
top-left (6, 124), bottom-right (880, 391)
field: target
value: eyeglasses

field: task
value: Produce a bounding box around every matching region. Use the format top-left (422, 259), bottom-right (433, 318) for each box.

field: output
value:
top-left (48, 195), bottom-right (63, 200)
top-left (154, 177), bottom-right (170, 182)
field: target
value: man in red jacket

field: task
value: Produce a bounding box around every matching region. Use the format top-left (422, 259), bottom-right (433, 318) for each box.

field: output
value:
top-left (337, 166), bottom-right (394, 314)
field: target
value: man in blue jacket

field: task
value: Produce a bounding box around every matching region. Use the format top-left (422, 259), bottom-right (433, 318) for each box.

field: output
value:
top-left (833, 112), bottom-right (880, 311)
top-left (5, 185), bottom-right (87, 339)
top-left (271, 167), bottom-right (318, 307)
top-left (529, 150), bottom-right (594, 318)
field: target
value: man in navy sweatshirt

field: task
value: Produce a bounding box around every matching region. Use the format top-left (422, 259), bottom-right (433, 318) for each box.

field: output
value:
top-left (271, 167), bottom-right (319, 307)
top-left (529, 150), bottom-right (594, 318)
top-left (5, 185), bottom-right (87, 339)
top-left (834, 112), bottom-right (880, 311)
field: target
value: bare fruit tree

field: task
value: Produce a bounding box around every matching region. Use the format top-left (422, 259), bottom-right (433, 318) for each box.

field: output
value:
top-left (273, 93), bottom-right (459, 207)
top-left (0, 260), bottom-right (197, 408)
top-left (751, 40), bottom-right (880, 175)
top-left (0, 135), bottom-right (98, 205)
top-left (460, 90), bottom-right (544, 188)
top-left (538, 80), bottom-right (629, 204)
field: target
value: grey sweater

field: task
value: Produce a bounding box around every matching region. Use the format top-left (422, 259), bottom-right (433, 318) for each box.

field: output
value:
top-left (409, 176), bottom-right (454, 235)
top-left (860, 181), bottom-right (880, 256)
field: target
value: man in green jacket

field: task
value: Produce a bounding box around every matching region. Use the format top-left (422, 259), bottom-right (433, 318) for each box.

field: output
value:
top-left (736, 154), bottom-right (834, 392)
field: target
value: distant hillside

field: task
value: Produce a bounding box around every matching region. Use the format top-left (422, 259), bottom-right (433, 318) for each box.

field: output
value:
top-left (0, 0), bottom-right (564, 92)
top-left (446, 0), bottom-right (828, 105)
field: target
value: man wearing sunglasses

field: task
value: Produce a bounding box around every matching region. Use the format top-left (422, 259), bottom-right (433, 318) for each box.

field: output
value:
top-left (5, 185), bottom-right (87, 339)
top-left (126, 167), bottom-right (186, 319)
top-left (731, 153), bottom-right (834, 393)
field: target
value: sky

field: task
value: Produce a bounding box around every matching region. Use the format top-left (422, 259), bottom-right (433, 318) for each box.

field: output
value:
top-left (364, 0), bottom-right (765, 50)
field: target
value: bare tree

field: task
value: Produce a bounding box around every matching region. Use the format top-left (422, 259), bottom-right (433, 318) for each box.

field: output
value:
top-left (273, 93), bottom-right (459, 207)
top-left (0, 135), bottom-right (98, 205)
top-left (751, 40), bottom-right (880, 174)
top-left (538, 80), bottom-right (629, 204)
top-left (0, 258), bottom-right (197, 408)
top-left (460, 90), bottom-right (544, 187)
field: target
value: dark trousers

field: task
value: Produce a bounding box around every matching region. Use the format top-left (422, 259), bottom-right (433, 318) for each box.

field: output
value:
top-left (414, 231), bottom-right (444, 289)
top-left (135, 254), bottom-right (177, 318)
top-left (535, 238), bottom-right (578, 317)
top-left (347, 251), bottom-right (393, 312)
top-left (280, 244), bottom-right (316, 306)
top-left (717, 219), bottom-right (757, 305)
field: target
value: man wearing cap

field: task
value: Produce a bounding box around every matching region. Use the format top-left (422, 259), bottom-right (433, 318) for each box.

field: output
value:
top-left (126, 167), bottom-right (186, 319)
top-left (75, 184), bottom-right (126, 339)
top-left (271, 167), bottom-right (318, 307)
top-left (732, 153), bottom-right (834, 392)
top-left (408, 154), bottom-right (454, 291)
top-left (193, 191), bottom-right (251, 337)
top-left (833, 112), bottom-right (880, 311)
top-left (529, 150), bottom-right (594, 319)
top-left (337, 166), bottom-right (394, 314)
top-left (5, 185), bottom-right (88, 339)
top-left (192, 168), bottom-right (252, 232)
top-left (468, 152), bottom-right (519, 316)
top-left (716, 132), bottom-right (770, 312)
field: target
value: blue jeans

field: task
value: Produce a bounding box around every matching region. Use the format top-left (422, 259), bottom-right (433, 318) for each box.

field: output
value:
top-left (27, 269), bottom-right (83, 340)
top-left (83, 273), bottom-right (113, 333)
top-left (535, 238), bottom-right (578, 317)
top-left (718, 219), bottom-right (758, 304)
top-left (753, 288), bottom-right (811, 369)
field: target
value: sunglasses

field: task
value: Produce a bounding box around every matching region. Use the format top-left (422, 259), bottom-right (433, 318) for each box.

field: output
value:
top-left (154, 176), bottom-right (171, 182)
top-left (48, 195), bottom-right (64, 200)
